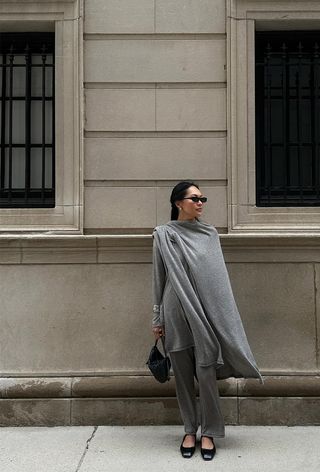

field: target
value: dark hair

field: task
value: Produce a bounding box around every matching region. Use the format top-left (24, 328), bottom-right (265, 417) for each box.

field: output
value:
top-left (170, 181), bottom-right (200, 220)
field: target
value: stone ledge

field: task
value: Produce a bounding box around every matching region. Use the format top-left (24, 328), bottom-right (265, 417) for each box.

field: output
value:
top-left (1, 375), bottom-right (319, 399)
top-left (70, 397), bottom-right (237, 426)
top-left (71, 376), bottom-right (236, 397)
top-left (1, 233), bottom-right (320, 264)
top-left (0, 378), bottom-right (72, 399)
top-left (0, 396), bottom-right (320, 426)
top-left (238, 376), bottom-right (320, 397)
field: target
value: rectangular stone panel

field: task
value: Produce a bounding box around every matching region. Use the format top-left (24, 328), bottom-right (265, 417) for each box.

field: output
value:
top-left (0, 378), bottom-right (71, 398)
top-left (0, 399), bottom-right (70, 426)
top-left (226, 263), bottom-right (316, 372)
top-left (71, 397), bottom-right (236, 425)
top-left (84, 186), bottom-right (156, 229)
top-left (84, 137), bottom-right (227, 180)
top-left (21, 238), bottom-right (97, 264)
top-left (85, 89), bottom-right (155, 131)
top-left (239, 397), bottom-right (320, 426)
top-left (156, 185), bottom-right (228, 228)
top-left (71, 375), bottom-right (236, 398)
top-left (0, 239), bottom-right (20, 264)
top-left (71, 398), bottom-right (181, 425)
top-left (0, 264), bottom-right (153, 373)
top-left (84, 0), bottom-right (154, 34)
top-left (156, 88), bottom-right (226, 131)
top-left (156, 0), bottom-right (226, 33)
top-left (85, 39), bottom-right (225, 83)
top-left (238, 375), bottom-right (320, 397)
top-left (97, 237), bottom-right (151, 264)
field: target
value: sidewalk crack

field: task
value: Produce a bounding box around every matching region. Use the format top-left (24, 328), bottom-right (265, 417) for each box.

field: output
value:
top-left (75, 426), bottom-right (98, 472)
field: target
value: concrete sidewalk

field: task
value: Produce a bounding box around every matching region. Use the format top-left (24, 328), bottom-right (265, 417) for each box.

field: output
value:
top-left (0, 425), bottom-right (319, 472)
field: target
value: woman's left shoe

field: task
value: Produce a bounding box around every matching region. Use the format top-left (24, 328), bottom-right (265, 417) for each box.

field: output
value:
top-left (180, 434), bottom-right (196, 458)
top-left (200, 436), bottom-right (216, 461)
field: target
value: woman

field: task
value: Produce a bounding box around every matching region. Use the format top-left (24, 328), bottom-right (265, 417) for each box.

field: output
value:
top-left (151, 181), bottom-right (263, 461)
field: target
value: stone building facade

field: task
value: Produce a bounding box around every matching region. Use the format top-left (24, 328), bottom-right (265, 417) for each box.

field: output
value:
top-left (0, 0), bottom-right (319, 426)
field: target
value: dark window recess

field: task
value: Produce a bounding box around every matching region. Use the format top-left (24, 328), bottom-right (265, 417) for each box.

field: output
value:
top-left (256, 31), bottom-right (320, 206)
top-left (0, 33), bottom-right (55, 208)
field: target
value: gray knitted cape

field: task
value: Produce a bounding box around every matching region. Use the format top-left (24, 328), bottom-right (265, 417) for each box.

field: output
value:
top-left (152, 218), bottom-right (263, 384)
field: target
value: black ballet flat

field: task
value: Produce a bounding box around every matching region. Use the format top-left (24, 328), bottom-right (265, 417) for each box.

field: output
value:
top-left (200, 436), bottom-right (216, 461)
top-left (180, 434), bottom-right (196, 458)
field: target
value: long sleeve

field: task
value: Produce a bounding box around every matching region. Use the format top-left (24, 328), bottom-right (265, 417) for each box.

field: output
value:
top-left (152, 231), bottom-right (167, 326)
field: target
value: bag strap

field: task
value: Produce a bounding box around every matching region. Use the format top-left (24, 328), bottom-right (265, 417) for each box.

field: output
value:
top-left (155, 336), bottom-right (168, 356)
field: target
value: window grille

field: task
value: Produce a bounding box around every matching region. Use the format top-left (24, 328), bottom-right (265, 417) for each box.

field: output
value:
top-left (255, 31), bottom-right (320, 206)
top-left (0, 33), bottom-right (55, 208)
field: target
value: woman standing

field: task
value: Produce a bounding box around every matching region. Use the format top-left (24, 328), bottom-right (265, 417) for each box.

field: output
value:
top-left (152, 181), bottom-right (263, 461)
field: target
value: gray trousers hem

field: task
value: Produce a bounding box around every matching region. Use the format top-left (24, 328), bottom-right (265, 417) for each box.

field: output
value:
top-left (184, 430), bottom-right (226, 438)
top-left (170, 347), bottom-right (225, 439)
top-left (199, 432), bottom-right (226, 438)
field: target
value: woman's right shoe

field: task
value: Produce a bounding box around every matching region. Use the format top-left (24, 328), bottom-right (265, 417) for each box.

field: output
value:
top-left (180, 434), bottom-right (196, 458)
top-left (200, 436), bottom-right (216, 461)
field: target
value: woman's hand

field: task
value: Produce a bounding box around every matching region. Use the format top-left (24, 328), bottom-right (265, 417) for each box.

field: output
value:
top-left (152, 325), bottom-right (165, 340)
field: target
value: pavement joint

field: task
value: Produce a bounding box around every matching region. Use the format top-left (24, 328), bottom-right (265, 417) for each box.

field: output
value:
top-left (75, 426), bottom-right (98, 472)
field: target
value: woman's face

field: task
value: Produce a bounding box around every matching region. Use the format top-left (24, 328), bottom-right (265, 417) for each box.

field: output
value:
top-left (176, 185), bottom-right (206, 220)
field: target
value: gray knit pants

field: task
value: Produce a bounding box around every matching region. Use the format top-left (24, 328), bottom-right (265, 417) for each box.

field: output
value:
top-left (169, 347), bottom-right (225, 438)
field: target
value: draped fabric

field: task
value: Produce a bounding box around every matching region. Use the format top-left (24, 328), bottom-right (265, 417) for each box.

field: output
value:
top-left (152, 218), bottom-right (263, 384)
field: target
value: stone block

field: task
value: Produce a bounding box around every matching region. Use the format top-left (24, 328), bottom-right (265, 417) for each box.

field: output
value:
top-left (0, 239), bottom-right (20, 264)
top-left (239, 397), bottom-right (320, 425)
top-left (85, 89), bottom-right (155, 131)
top-left (85, 39), bottom-right (225, 83)
top-left (21, 238), bottom-right (97, 264)
top-left (156, 0), bottom-right (226, 33)
top-left (84, 186), bottom-right (157, 229)
top-left (0, 378), bottom-right (71, 399)
top-left (71, 396), bottom-right (236, 425)
top-left (156, 185), bottom-right (227, 228)
top-left (97, 236), bottom-right (151, 264)
top-left (72, 375), bottom-right (236, 398)
top-left (0, 399), bottom-right (70, 426)
top-left (84, 137), bottom-right (227, 181)
top-left (226, 263), bottom-right (316, 372)
top-left (84, 0), bottom-right (154, 34)
top-left (221, 397), bottom-right (238, 425)
top-left (71, 398), bottom-right (182, 426)
top-left (0, 264), bottom-right (152, 373)
top-left (156, 89), bottom-right (226, 131)
top-left (238, 375), bottom-right (320, 397)
top-left (72, 376), bottom-right (177, 398)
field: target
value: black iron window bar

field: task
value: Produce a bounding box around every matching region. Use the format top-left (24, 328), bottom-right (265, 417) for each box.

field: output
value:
top-left (255, 31), bottom-right (320, 206)
top-left (0, 33), bottom-right (55, 208)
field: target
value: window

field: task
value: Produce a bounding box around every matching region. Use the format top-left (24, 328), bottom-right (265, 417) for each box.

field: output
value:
top-left (256, 31), bottom-right (320, 207)
top-left (227, 0), bottom-right (320, 233)
top-left (0, 0), bottom-right (82, 232)
top-left (0, 33), bottom-right (55, 208)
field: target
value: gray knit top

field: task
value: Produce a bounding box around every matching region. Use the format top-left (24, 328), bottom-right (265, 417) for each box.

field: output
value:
top-left (152, 218), bottom-right (263, 383)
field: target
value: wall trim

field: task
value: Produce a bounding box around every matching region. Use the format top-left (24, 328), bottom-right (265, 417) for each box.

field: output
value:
top-left (1, 375), bottom-right (320, 398)
top-left (1, 233), bottom-right (320, 263)
top-left (227, 0), bottom-right (320, 233)
top-left (0, 0), bottom-right (83, 233)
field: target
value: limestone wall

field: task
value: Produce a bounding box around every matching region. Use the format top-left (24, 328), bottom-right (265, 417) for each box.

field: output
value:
top-left (83, 0), bottom-right (228, 232)
top-left (0, 0), bottom-right (319, 426)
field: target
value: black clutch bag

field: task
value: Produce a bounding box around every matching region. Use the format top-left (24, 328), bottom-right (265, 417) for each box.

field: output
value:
top-left (146, 337), bottom-right (171, 383)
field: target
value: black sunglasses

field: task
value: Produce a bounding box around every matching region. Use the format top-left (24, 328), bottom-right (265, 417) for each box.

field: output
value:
top-left (182, 196), bottom-right (208, 203)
